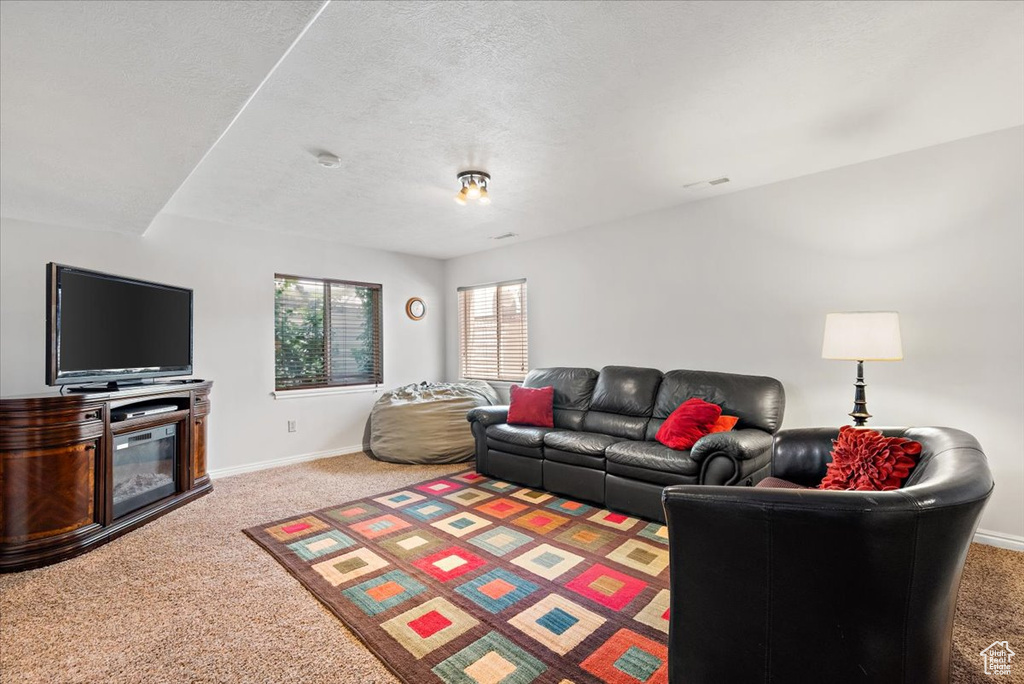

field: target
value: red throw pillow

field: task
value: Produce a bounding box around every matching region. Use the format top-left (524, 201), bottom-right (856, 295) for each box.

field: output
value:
top-left (656, 398), bottom-right (723, 450)
top-left (707, 415), bottom-right (739, 434)
top-left (507, 385), bottom-right (554, 427)
top-left (818, 426), bottom-right (922, 491)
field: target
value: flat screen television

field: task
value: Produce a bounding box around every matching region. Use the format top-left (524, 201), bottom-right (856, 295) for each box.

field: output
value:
top-left (46, 263), bottom-right (193, 388)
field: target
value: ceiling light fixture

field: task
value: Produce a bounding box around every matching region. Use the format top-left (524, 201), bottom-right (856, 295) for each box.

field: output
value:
top-left (455, 171), bottom-right (491, 205)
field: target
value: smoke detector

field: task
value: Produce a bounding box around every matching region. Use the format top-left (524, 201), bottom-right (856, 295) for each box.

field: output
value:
top-left (317, 153), bottom-right (341, 169)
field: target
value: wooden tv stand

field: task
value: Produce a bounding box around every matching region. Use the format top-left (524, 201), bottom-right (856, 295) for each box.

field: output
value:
top-left (0, 380), bottom-right (213, 572)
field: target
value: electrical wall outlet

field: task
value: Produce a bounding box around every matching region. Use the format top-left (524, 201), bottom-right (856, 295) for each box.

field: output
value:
top-left (287, 420), bottom-right (297, 433)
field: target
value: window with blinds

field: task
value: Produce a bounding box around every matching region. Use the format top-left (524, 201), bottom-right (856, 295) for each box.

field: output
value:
top-left (457, 279), bottom-right (528, 382)
top-left (274, 274), bottom-right (382, 390)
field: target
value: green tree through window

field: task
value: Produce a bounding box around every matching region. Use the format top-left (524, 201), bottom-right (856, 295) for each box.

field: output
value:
top-left (274, 275), bottom-right (382, 390)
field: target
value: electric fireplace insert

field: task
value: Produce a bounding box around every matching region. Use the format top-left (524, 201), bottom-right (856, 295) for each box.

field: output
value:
top-left (112, 425), bottom-right (178, 518)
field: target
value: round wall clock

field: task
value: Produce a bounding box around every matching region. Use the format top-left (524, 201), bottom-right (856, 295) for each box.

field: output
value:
top-left (405, 297), bottom-right (426, 320)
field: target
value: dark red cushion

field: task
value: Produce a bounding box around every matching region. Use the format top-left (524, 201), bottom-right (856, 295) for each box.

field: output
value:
top-left (818, 425), bottom-right (922, 491)
top-left (655, 398), bottom-right (723, 450)
top-left (755, 477), bottom-right (808, 489)
top-left (507, 385), bottom-right (554, 428)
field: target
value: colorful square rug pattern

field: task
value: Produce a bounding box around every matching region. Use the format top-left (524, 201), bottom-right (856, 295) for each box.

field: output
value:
top-left (244, 471), bottom-right (671, 684)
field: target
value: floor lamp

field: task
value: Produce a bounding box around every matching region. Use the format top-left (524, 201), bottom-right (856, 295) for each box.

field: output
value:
top-left (822, 311), bottom-right (903, 426)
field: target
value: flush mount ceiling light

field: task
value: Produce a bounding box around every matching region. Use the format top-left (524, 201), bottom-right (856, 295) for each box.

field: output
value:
top-left (454, 171), bottom-right (491, 206)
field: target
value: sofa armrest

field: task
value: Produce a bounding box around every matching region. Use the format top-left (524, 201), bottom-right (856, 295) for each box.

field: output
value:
top-left (690, 429), bottom-right (773, 464)
top-left (466, 405), bottom-right (509, 427)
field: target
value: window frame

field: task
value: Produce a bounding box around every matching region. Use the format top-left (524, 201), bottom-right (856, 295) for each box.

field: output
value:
top-left (457, 278), bottom-right (528, 383)
top-left (274, 273), bottom-right (383, 392)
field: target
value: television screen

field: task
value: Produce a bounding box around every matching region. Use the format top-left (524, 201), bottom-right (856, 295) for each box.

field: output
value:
top-left (47, 264), bottom-right (193, 385)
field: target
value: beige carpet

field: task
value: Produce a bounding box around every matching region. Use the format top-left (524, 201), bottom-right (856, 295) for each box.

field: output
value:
top-left (0, 452), bottom-right (1020, 684)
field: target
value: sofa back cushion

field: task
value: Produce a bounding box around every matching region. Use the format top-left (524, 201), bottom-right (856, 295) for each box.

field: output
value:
top-left (523, 367), bottom-right (599, 431)
top-left (583, 366), bottom-right (663, 440)
top-left (645, 369), bottom-right (786, 440)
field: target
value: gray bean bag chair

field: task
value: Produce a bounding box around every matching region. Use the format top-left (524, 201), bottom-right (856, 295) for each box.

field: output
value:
top-left (369, 380), bottom-right (498, 464)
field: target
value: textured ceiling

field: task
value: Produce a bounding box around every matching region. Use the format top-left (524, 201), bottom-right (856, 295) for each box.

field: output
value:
top-left (0, 0), bottom-right (323, 234)
top-left (3, 2), bottom-right (1023, 258)
top-left (162, 0), bottom-right (1024, 258)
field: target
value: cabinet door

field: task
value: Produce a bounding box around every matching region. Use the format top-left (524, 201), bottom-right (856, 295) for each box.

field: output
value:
top-left (0, 440), bottom-right (98, 543)
top-left (192, 416), bottom-right (208, 481)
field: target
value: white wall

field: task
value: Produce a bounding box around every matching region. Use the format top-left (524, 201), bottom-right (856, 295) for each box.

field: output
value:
top-left (444, 126), bottom-right (1024, 540)
top-left (2, 128), bottom-right (1021, 539)
top-left (0, 214), bottom-right (447, 474)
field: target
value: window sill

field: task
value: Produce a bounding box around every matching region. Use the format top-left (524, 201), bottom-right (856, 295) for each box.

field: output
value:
top-left (461, 378), bottom-right (522, 385)
top-left (272, 385), bottom-right (383, 400)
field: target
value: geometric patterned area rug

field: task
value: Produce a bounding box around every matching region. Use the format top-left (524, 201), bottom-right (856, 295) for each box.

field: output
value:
top-left (244, 471), bottom-right (670, 684)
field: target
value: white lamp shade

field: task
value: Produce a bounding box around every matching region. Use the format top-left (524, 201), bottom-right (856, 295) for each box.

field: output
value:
top-left (822, 311), bottom-right (903, 361)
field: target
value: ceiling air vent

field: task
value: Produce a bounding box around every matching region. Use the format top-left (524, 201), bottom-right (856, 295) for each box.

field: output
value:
top-left (491, 232), bottom-right (518, 240)
top-left (684, 177), bottom-right (730, 189)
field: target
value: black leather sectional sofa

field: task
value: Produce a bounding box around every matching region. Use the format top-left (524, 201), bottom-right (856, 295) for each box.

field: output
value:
top-left (466, 366), bottom-right (785, 522)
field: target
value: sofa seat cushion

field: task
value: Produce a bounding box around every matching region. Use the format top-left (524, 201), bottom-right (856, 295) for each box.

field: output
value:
top-left (755, 476), bottom-right (808, 489)
top-left (606, 461), bottom-right (698, 487)
top-left (486, 423), bottom-right (553, 448)
top-left (543, 430), bottom-right (620, 456)
top-left (544, 448), bottom-right (606, 469)
top-left (605, 441), bottom-right (700, 477)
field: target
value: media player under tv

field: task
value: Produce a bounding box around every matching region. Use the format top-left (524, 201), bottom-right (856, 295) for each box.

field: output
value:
top-left (110, 403), bottom-right (178, 422)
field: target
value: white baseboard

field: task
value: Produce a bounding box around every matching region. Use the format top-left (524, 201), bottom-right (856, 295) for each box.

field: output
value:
top-left (974, 528), bottom-right (1024, 551)
top-left (208, 444), bottom-right (366, 480)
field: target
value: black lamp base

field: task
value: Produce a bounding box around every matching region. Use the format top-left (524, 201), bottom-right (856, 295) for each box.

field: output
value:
top-left (849, 359), bottom-right (871, 427)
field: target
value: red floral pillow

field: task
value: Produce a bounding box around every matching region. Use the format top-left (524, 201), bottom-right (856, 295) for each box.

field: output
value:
top-left (507, 385), bottom-right (554, 427)
top-left (818, 426), bottom-right (922, 491)
top-left (656, 398), bottom-right (723, 450)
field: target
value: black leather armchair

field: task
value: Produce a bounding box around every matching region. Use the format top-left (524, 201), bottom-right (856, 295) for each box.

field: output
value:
top-left (661, 427), bottom-right (993, 684)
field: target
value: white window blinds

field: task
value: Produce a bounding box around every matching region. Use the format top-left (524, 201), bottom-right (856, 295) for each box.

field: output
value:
top-left (457, 279), bottom-right (528, 382)
top-left (274, 274), bottom-right (382, 390)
